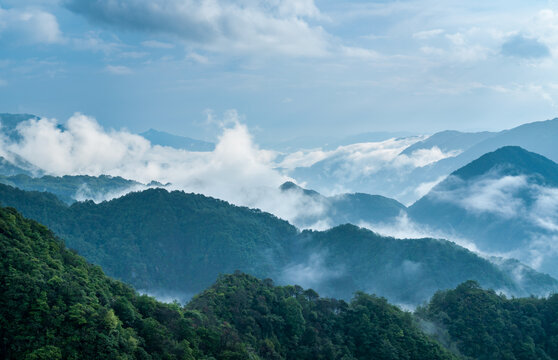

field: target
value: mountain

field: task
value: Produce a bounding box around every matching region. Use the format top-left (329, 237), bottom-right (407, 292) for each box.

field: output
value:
top-left (400, 130), bottom-right (496, 157)
top-left (289, 117), bottom-right (558, 205)
top-left (409, 146), bottom-right (558, 276)
top-left (417, 281), bottom-right (558, 359)
top-left (290, 224), bottom-right (558, 305)
top-left (0, 205), bottom-right (458, 359)
top-left (0, 156), bottom-right (34, 176)
top-left (279, 181), bottom-right (406, 228)
top-left (0, 205), bottom-right (207, 359)
top-left (0, 173), bottom-right (160, 204)
top-left (0, 184), bottom-right (555, 305)
top-left (140, 128), bottom-right (215, 151)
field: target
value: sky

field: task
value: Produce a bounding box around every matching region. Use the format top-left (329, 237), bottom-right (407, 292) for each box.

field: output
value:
top-left (1, 0), bottom-right (558, 144)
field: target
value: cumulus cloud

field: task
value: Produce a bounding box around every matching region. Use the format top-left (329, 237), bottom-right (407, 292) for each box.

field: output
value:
top-left (64, 0), bottom-right (331, 57)
top-left (0, 112), bottom-right (338, 225)
top-left (0, 7), bottom-right (63, 44)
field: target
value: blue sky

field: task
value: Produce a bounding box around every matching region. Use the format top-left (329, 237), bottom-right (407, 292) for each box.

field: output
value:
top-left (1, 0), bottom-right (558, 143)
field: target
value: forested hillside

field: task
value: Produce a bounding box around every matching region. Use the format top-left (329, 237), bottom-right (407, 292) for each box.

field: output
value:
top-left (0, 184), bottom-right (555, 305)
top-left (0, 206), bottom-right (457, 359)
top-left (417, 281), bottom-right (558, 359)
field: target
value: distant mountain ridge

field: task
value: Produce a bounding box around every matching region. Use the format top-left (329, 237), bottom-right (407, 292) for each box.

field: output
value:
top-left (409, 146), bottom-right (558, 276)
top-left (140, 128), bottom-right (215, 151)
top-left (0, 183), bottom-right (555, 305)
top-left (0, 173), bottom-right (160, 204)
top-left (290, 117), bottom-right (558, 204)
top-left (279, 181), bottom-right (406, 228)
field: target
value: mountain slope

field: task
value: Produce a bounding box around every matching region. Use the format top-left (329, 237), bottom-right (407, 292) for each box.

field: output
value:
top-left (140, 128), bottom-right (215, 151)
top-left (0, 206), bottom-right (209, 359)
top-left (279, 181), bottom-right (406, 228)
top-left (400, 130), bottom-right (496, 157)
top-left (409, 146), bottom-right (558, 276)
top-left (188, 272), bottom-right (458, 360)
top-left (0, 184), bottom-right (555, 305)
top-left (417, 281), bottom-right (558, 359)
top-left (289, 117), bottom-right (558, 205)
top-left (0, 206), bottom-right (457, 359)
top-left (0, 174), bottom-right (153, 204)
top-left (290, 224), bottom-right (558, 304)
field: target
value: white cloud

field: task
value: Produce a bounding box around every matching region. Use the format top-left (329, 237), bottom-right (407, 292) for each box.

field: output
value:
top-left (459, 175), bottom-right (528, 218)
top-left (105, 65), bottom-right (133, 75)
top-left (186, 52), bottom-right (209, 64)
top-left (0, 112), bottom-right (337, 225)
top-left (414, 176), bottom-right (446, 199)
top-left (394, 147), bottom-right (462, 168)
top-left (431, 174), bottom-right (558, 228)
top-left (0, 7), bottom-right (63, 44)
top-left (358, 213), bottom-right (482, 254)
top-left (412, 29), bottom-right (444, 40)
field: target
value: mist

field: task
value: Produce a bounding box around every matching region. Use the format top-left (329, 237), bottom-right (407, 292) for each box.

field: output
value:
top-left (0, 112), bottom-right (450, 228)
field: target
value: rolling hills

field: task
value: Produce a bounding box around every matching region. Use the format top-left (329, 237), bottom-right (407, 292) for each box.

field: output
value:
top-left (0, 184), bottom-right (555, 305)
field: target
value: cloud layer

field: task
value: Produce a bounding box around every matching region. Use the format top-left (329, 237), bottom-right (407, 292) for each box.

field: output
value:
top-left (64, 0), bottom-right (330, 57)
top-left (0, 7), bottom-right (63, 44)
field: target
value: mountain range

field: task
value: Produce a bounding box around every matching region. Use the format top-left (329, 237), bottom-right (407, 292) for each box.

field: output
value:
top-left (3, 201), bottom-right (558, 359)
top-left (409, 146), bottom-right (558, 276)
top-left (290, 117), bottom-right (558, 204)
top-left (0, 205), bottom-right (458, 359)
top-left (0, 183), bottom-right (555, 306)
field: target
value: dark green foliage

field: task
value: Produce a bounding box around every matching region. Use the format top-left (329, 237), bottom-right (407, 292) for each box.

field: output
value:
top-left (0, 183), bottom-right (555, 305)
top-left (417, 281), bottom-right (558, 359)
top-left (0, 206), bottom-right (206, 359)
top-left (0, 207), bottom-right (456, 359)
top-left (294, 225), bottom-right (558, 304)
top-left (187, 273), bottom-right (458, 360)
top-left (0, 185), bottom-right (298, 299)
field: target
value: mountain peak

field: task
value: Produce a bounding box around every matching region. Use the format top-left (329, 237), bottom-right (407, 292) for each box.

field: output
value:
top-left (451, 145), bottom-right (558, 186)
top-left (279, 181), bottom-right (321, 197)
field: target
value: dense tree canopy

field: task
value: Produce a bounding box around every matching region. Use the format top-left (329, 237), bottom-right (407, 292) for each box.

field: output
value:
top-left (0, 184), bottom-right (555, 305)
top-left (417, 281), bottom-right (558, 359)
top-left (0, 206), bottom-right (457, 359)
